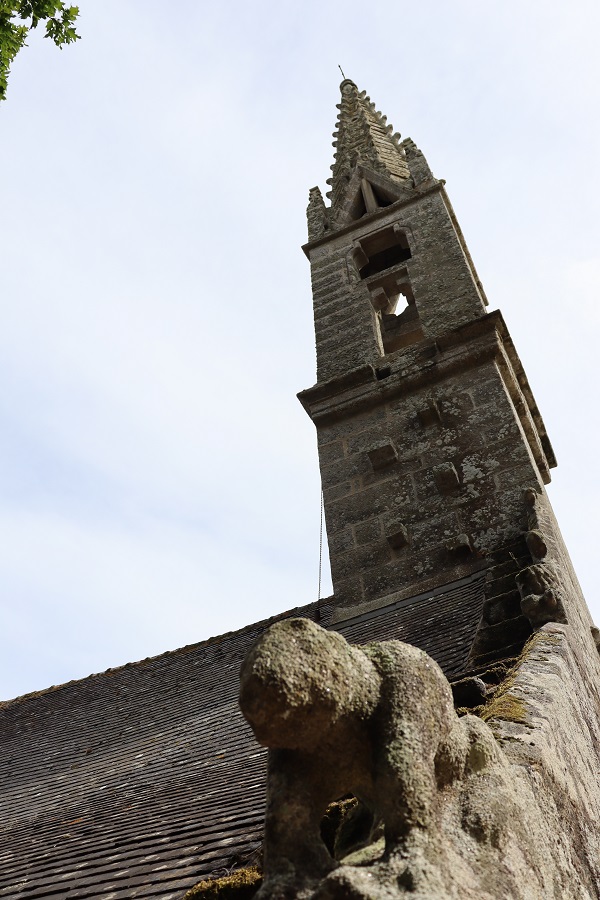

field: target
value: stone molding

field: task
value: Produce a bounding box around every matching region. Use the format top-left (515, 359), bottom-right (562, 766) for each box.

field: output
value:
top-left (298, 310), bottom-right (555, 483)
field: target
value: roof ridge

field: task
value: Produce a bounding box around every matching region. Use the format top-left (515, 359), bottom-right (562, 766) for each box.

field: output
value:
top-left (0, 599), bottom-right (328, 710)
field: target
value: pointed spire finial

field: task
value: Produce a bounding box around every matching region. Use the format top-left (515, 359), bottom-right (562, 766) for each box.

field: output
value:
top-left (327, 82), bottom-right (410, 221)
top-left (339, 78), bottom-right (358, 96)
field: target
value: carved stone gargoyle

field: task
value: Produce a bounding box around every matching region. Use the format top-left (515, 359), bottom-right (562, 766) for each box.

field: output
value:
top-left (239, 618), bottom-right (504, 899)
top-left (517, 489), bottom-right (567, 628)
top-left (516, 562), bottom-right (561, 626)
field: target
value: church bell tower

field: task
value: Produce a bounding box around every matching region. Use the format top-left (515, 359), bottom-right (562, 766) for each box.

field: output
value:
top-left (298, 81), bottom-right (591, 668)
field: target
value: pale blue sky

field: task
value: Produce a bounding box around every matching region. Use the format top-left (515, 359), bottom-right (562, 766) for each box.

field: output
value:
top-left (1, 0), bottom-right (599, 699)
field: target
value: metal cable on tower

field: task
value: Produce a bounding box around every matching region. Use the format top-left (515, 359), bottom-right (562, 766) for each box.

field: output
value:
top-left (318, 488), bottom-right (324, 600)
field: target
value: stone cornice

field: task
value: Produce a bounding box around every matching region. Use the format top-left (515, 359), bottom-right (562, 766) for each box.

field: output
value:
top-left (297, 310), bottom-right (555, 483)
top-left (301, 180), bottom-right (443, 259)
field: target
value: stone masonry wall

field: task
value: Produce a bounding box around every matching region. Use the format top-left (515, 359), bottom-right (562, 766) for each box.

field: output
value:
top-left (480, 621), bottom-right (600, 898)
top-left (312, 344), bottom-right (546, 612)
top-left (310, 238), bottom-right (378, 382)
top-left (308, 185), bottom-right (487, 384)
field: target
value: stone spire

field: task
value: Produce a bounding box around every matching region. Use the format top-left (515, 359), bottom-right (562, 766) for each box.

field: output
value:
top-left (326, 80), bottom-right (411, 215)
top-left (299, 83), bottom-right (565, 634)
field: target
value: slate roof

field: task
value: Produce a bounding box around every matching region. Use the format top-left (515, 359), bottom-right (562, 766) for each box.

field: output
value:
top-left (0, 573), bottom-right (486, 900)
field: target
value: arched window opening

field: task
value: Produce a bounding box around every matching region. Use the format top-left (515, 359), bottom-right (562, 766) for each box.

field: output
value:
top-left (366, 269), bottom-right (424, 354)
top-left (353, 225), bottom-right (412, 279)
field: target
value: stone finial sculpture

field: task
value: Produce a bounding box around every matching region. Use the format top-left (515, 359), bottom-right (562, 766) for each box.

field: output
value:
top-left (239, 618), bottom-right (502, 899)
top-left (306, 187), bottom-right (329, 242)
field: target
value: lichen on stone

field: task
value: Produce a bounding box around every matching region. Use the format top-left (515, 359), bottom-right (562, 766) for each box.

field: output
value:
top-left (239, 618), bottom-right (509, 899)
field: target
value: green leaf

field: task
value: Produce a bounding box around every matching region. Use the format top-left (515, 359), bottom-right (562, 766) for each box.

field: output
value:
top-left (0, 0), bottom-right (79, 100)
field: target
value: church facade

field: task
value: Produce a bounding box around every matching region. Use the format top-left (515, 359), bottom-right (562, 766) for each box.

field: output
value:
top-left (1, 82), bottom-right (599, 899)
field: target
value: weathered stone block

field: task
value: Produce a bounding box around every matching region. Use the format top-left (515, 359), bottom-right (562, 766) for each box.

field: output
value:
top-left (320, 455), bottom-right (366, 489)
top-left (361, 454), bottom-right (421, 490)
top-left (354, 520), bottom-right (382, 546)
top-left (326, 527), bottom-right (355, 557)
top-left (439, 391), bottom-right (475, 418)
top-left (386, 522), bottom-right (409, 551)
top-left (333, 574), bottom-right (364, 607)
top-left (323, 481), bottom-right (354, 503)
top-left (409, 512), bottom-right (461, 552)
top-left (317, 438), bottom-right (345, 468)
top-left (334, 540), bottom-right (393, 576)
top-left (366, 440), bottom-right (398, 472)
top-left (326, 477), bottom-right (415, 535)
top-left (433, 461), bottom-right (461, 493)
top-left (446, 533), bottom-right (475, 558)
top-left (417, 398), bottom-right (442, 427)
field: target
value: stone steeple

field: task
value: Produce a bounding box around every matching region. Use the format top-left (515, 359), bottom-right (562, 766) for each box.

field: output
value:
top-left (327, 80), bottom-right (411, 221)
top-left (297, 82), bottom-right (592, 671)
top-left (308, 81), bottom-right (425, 241)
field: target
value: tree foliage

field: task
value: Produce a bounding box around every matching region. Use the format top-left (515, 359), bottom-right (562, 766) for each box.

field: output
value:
top-left (0, 2), bottom-right (79, 101)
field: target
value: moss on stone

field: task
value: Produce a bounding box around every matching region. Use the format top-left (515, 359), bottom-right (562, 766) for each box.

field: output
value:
top-left (478, 663), bottom-right (512, 685)
top-left (481, 690), bottom-right (528, 725)
top-left (320, 796), bottom-right (358, 855)
top-left (456, 705), bottom-right (484, 717)
top-left (182, 867), bottom-right (262, 899)
top-left (481, 659), bottom-right (526, 725)
top-left (481, 630), bottom-right (562, 725)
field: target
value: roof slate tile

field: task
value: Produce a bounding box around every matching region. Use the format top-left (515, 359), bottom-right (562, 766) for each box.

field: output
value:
top-left (0, 578), bottom-right (486, 898)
